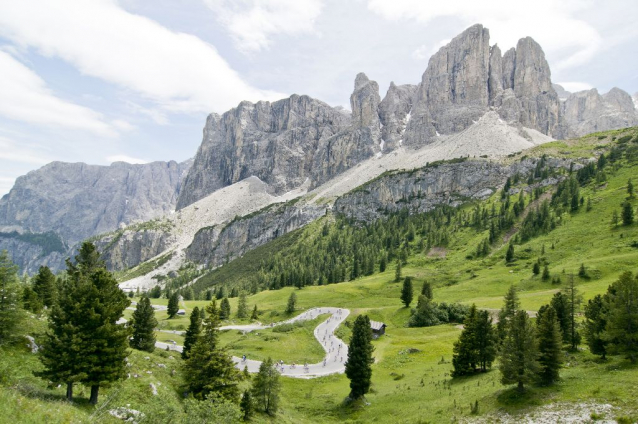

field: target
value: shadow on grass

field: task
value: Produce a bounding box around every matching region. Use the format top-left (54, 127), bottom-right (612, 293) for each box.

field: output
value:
top-left (12, 380), bottom-right (96, 410)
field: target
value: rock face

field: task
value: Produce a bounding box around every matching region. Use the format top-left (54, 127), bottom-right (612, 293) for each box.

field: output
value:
top-left (563, 87), bottom-right (638, 137)
top-left (96, 228), bottom-right (176, 271)
top-left (186, 202), bottom-right (326, 267)
top-left (177, 82), bottom-right (384, 209)
top-left (0, 160), bottom-right (190, 245)
top-left (0, 234), bottom-right (66, 274)
top-left (378, 82), bottom-right (417, 150)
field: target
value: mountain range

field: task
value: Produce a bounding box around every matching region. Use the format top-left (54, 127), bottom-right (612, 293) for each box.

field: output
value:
top-left (1, 23), bottom-right (636, 278)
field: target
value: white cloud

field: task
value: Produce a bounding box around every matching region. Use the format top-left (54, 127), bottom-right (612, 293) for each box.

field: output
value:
top-left (205, 0), bottom-right (323, 52)
top-left (0, 50), bottom-right (115, 135)
top-left (367, 0), bottom-right (602, 71)
top-left (556, 81), bottom-right (594, 93)
top-left (0, 0), bottom-right (283, 114)
top-left (0, 136), bottom-right (52, 165)
top-left (106, 155), bottom-right (149, 164)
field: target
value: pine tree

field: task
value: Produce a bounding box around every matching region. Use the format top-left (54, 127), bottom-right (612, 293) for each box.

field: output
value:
top-left (285, 292), bottom-right (296, 314)
top-left (167, 292), bottom-right (179, 319)
top-left (237, 291), bottom-right (248, 319)
top-left (379, 254), bottom-right (387, 273)
top-left (533, 261), bottom-right (540, 275)
top-left (251, 305), bottom-right (259, 320)
top-left (22, 285), bottom-right (43, 314)
top-left (251, 357), bottom-right (280, 415)
top-left (220, 297), bottom-right (231, 320)
top-left (499, 310), bottom-right (539, 392)
top-left (394, 260), bottom-right (402, 282)
top-left (32, 266), bottom-right (57, 308)
top-left (36, 242), bottom-right (130, 404)
top-left (536, 306), bottom-right (562, 385)
top-left (611, 209), bottom-right (619, 227)
top-left (240, 389), bottom-right (253, 421)
top-left (542, 264), bottom-right (551, 281)
top-left (475, 309), bottom-right (497, 371)
top-left (400, 277), bottom-right (413, 307)
top-left (584, 294), bottom-right (608, 359)
top-left (420, 281), bottom-right (433, 300)
top-left (130, 296), bottom-right (157, 352)
top-left (0, 251), bottom-right (22, 344)
top-left (562, 275), bottom-right (582, 351)
top-left (551, 292), bottom-right (569, 343)
top-left (345, 314), bottom-right (374, 400)
top-left (622, 201), bottom-right (634, 225)
top-left (182, 306), bottom-right (202, 360)
top-left (497, 286), bottom-right (520, 342)
top-left (603, 271), bottom-right (638, 363)
top-left (452, 305), bottom-right (478, 377)
top-left (505, 243), bottom-right (515, 263)
top-left (182, 300), bottom-right (240, 401)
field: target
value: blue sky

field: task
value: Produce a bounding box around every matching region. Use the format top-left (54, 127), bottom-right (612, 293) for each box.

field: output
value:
top-left (0, 0), bottom-right (637, 195)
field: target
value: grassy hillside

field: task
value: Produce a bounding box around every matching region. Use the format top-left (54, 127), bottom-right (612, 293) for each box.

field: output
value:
top-left (2, 127), bottom-right (638, 423)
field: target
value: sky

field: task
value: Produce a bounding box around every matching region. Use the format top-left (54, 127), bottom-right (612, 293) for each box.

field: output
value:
top-left (0, 0), bottom-right (637, 196)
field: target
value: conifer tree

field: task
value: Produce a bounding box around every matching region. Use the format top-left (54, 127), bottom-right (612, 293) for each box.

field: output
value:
top-left (167, 292), bottom-right (179, 319)
top-left (603, 271), bottom-right (638, 363)
top-left (536, 306), bottom-right (562, 385)
top-left (251, 305), bottom-right (259, 320)
top-left (505, 242), bottom-right (515, 263)
top-left (182, 300), bottom-right (240, 401)
top-left (237, 291), bottom-right (248, 319)
top-left (240, 389), bottom-right (253, 421)
top-left (562, 275), bottom-right (582, 351)
top-left (0, 251), bottom-right (22, 344)
top-left (220, 297), bottom-right (231, 320)
top-left (394, 260), bottom-right (402, 282)
top-left (622, 201), bottom-right (634, 225)
top-left (499, 310), bottom-right (539, 392)
top-left (37, 242), bottom-right (130, 404)
top-left (421, 281), bottom-right (433, 300)
top-left (584, 294), bottom-right (608, 359)
top-left (628, 178), bottom-right (634, 198)
top-left (452, 306), bottom-right (496, 377)
top-left (401, 277), bottom-right (413, 307)
top-left (22, 285), bottom-right (43, 314)
top-left (542, 264), bottom-right (551, 281)
top-left (533, 261), bottom-right (540, 275)
top-left (130, 296), bottom-right (157, 352)
top-left (475, 310), bottom-right (497, 371)
top-left (285, 292), bottom-right (296, 314)
top-left (182, 306), bottom-right (201, 360)
top-left (251, 357), bottom-right (280, 415)
top-left (551, 292), bottom-right (569, 343)
top-left (497, 286), bottom-right (520, 342)
top-left (32, 265), bottom-right (57, 308)
top-left (345, 314), bottom-right (374, 400)
top-left (611, 209), bottom-right (620, 227)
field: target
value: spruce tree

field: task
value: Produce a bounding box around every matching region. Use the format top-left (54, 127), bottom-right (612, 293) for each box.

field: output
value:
top-left (622, 201), bottom-right (634, 225)
top-left (251, 357), bottom-right (280, 415)
top-left (551, 292), bottom-right (569, 342)
top-left (182, 300), bottom-right (240, 401)
top-left (542, 264), bottom-right (551, 281)
top-left (22, 285), bottom-right (43, 314)
top-left (32, 265), bottom-right (57, 308)
top-left (505, 243), bottom-right (515, 263)
top-left (536, 306), bottom-right (562, 385)
top-left (499, 310), bottom-right (539, 392)
top-left (584, 294), bottom-right (608, 359)
top-left (603, 271), bottom-right (638, 363)
top-left (497, 286), bottom-right (520, 342)
top-left (345, 314), bottom-right (374, 400)
top-left (475, 310), bottom-right (497, 372)
top-left (182, 306), bottom-right (201, 360)
top-left (251, 305), bottom-right (259, 320)
top-left (220, 297), bottom-right (231, 320)
top-left (452, 305), bottom-right (478, 377)
top-left (401, 277), bottom-right (413, 307)
top-left (167, 292), bottom-right (179, 319)
top-left (421, 281), bottom-right (433, 300)
top-left (394, 260), bottom-right (402, 282)
top-left (130, 296), bottom-right (157, 352)
top-left (285, 292), bottom-right (296, 314)
top-left (240, 389), bottom-right (253, 421)
top-left (36, 242), bottom-right (130, 404)
top-left (237, 291), bottom-right (248, 319)
top-left (0, 251), bottom-right (22, 344)
top-left (562, 275), bottom-right (582, 351)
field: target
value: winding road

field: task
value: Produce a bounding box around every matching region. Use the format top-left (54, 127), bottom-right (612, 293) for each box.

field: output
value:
top-left (158, 307), bottom-right (351, 379)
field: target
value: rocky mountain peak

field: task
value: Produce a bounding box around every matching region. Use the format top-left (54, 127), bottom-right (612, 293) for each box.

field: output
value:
top-left (350, 72), bottom-right (381, 127)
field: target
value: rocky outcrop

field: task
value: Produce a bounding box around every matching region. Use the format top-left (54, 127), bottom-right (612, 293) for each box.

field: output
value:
top-left (96, 228), bottom-right (176, 271)
top-left (406, 24), bottom-right (490, 145)
top-left (0, 160), bottom-right (191, 245)
top-left (563, 87), bottom-right (638, 137)
top-left (186, 202), bottom-right (326, 267)
top-left (378, 82), bottom-right (417, 150)
top-left (0, 235), bottom-right (66, 274)
top-left (177, 78), bottom-right (386, 209)
top-left (553, 84), bottom-right (571, 101)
